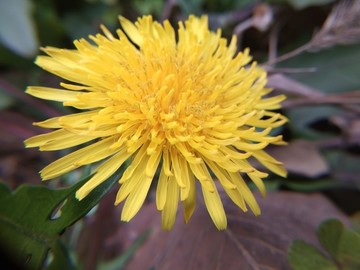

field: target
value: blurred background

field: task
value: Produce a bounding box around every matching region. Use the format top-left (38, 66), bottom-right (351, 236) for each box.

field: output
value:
top-left (0, 0), bottom-right (360, 269)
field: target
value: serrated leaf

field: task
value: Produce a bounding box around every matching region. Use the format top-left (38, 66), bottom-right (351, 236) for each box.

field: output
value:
top-left (288, 240), bottom-right (337, 270)
top-left (0, 167), bottom-right (123, 269)
top-left (46, 241), bottom-right (77, 270)
top-left (0, 0), bottom-right (38, 57)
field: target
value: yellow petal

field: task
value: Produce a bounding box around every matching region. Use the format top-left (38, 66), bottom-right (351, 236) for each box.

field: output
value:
top-left (170, 147), bottom-right (186, 188)
top-left (40, 137), bottom-right (115, 180)
top-left (161, 175), bottom-right (179, 230)
top-left (201, 179), bottom-right (227, 230)
top-left (248, 172), bottom-right (266, 197)
top-left (255, 95), bottom-right (286, 110)
top-left (145, 146), bottom-right (162, 178)
top-left (25, 129), bottom-right (96, 151)
top-left (230, 172), bottom-right (260, 216)
top-left (162, 147), bottom-right (173, 176)
top-left (26, 86), bottom-right (79, 102)
top-left (188, 162), bottom-right (214, 192)
top-left (121, 176), bottom-right (152, 221)
top-left (60, 82), bottom-right (91, 91)
top-left (115, 166), bottom-right (144, 205)
top-left (204, 159), bottom-right (236, 190)
top-left (223, 185), bottom-right (247, 212)
top-left (183, 172), bottom-right (196, 223)
top-left (179, 157), bottom-right (191, 201)
top-left (119, 16), bottom-right (143, 46)
top-left (252, 150), bottom-right (287, 177)
top-left (118, 142), bottom-right (149, 183)
top-left (76, 147), bottom-right (132, 200)
top-left (156, 167), bottom-right (168, 211)
top-left (100, 24), bottom-right (115, 40)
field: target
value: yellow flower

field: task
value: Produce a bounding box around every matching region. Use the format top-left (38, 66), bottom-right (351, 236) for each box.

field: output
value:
top-left (25, 15), bottom-right (287, 230)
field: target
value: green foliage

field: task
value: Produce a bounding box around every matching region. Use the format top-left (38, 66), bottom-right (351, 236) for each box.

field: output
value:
top-left (63, 2), bottom-right (121, 41)
top-left (205, 0), bottom-right (254, 12)
top-left (33, 0), bottom-right (66, 46)
top-left (0, 89), bottom-right (14, 110)
top-left (132, 0), bottom-right (164, 18)
top-left (280, 179), bottom-right (340, 192)
top-left (268, 0), bottom-right (335, 9)
top-left (289, 240), bottom-right (337, 270)
top-left (289, 219), bottom-right (360, 270)
top-left (178, 0), bottom-right (205, 15)
top-left (284, 0), bottom-right (335, 9)
top-left (284, 44), bottom-right (360, 139)
top-left (45, 241), bottom-right (77, 270)
top-left (0, 168), bottom-right (123, 270)
top-left (286, 45), bottom-right (360, 94)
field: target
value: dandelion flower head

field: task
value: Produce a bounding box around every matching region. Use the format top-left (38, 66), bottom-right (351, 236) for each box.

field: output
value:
top-left (25, 15), bottom-right (287, 230)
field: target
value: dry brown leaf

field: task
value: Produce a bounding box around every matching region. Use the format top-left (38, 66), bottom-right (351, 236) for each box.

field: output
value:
top-left (331, 115), bottom-right (360, 146)
top-left (122, 191), bottom-right (349, 270)
top-left (267, 73), bottom-right (323, 98)
top-left (266, 139), bottom-right (329, 178)
top-left (265, 0), bottom-right (360, 65)
top-left (309, 0), bottom-right (360, 51)
top-left (267, 74), bottom-right (360, 114)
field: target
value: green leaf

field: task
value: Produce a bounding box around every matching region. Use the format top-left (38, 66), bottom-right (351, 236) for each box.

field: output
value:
top-left (290, 219), bottom-right (360, 270)
top-left (288, 240), bottom-right (337, 270)
top-left (132, 0), bottom-right (164, 18)
top-left (178, 0), bottom-right (205, 15)
top-left (62, 2), bottom-right (120, 41)
top-left (317, 219), bottom-right (343, 260)
top-left (0, 168), bottom-right (123, 269)
top-left (0, 0), bottom-right (39, 57)
top-left (286, 106), bottom-right (341, 139)
top-left (46, 241), bottom-right (77, 270)
top-left (281, 179), bottom-right (340, 192)
top-left (32, 0), bottom-right (66, 46)
top-left (205, 0), bottom-right (255, 12)
top-left (0, 89), bottom-right (15, 110)
top-left (324, 150), bottom-right (360, 189)
top-left (283, 44), bottom-right (360, 139)
top-left (285, 44), bottom-right (360, 94)
top-left (338, 229), bottom-right (360, 267)
top-left (319, 218), bottom-right (360, 268)
top-left (285, 0), bottom-right (335, 10)
top-left (0, 182), bottom-right (11, 196)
